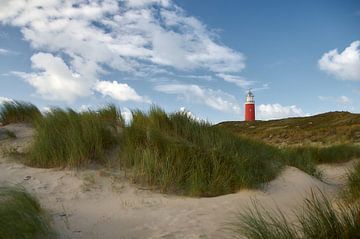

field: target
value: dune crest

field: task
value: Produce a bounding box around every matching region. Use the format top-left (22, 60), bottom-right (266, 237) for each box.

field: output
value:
top-left (0, 123), bottom-right (356, 239)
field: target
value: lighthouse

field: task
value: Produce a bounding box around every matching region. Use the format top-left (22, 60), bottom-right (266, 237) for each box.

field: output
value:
top-left (245, 90), bottom-right (255, 121)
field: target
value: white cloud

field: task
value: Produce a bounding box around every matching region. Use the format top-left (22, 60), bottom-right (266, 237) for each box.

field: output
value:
top-left (155, 84), bottom-right (241, 114)
top-left (0, 48), bottom-right (16, 55)
top-left (121, 107), bottom-right (133, 124)
top-left (318, 95), bottom-right (351, 105)
top-left (252, 83), bottom-right (270, 92)
top-left (319, 41), bottom-right (360, 81)
top-left (179, 106), bottom-right (202, 121)
top-left (125, 0), bottom-right (170, 7)
top-left (0, 96), bottom-right (13, 104)
top-left (95, 80), bottom-right (148, 103)
top-left (257, 103), bottom-right (305, 120)
top-left (217, 73), bottom-right (253, 88)
top-left (41, 106), bottom-right (52, 113)
top-left (179, 74), bottom-right (213, 81)
top-left (318, 96), bottom-right (331, 101)
top-left (13, 52), bottom-right (92, 102)
top-left (337, 96), bottom-right (351, 104)
top-left (0, 0), bottom-right (245, 102)
top-left (0, 48), bottom-right (10, 55)
top-left (77, 104), bottom-right (93, 112)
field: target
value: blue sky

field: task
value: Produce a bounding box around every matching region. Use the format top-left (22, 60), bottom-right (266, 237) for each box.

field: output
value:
top-left (0, 0), bottom-right (359, 123)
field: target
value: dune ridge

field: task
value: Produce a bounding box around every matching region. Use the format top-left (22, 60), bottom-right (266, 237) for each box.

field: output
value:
top-left (0, 123), bottom-right (357, 239)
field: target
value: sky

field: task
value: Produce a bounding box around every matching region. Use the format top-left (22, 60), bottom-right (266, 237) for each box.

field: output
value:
top-left (0, 0), bottom-right (359, 123)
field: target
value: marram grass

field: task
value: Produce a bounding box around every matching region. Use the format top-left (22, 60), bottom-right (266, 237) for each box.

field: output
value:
top-left (0, 101), bottom-right (41, 125)
top-left (4, 100), bottom-right (359, 197)
top-left (0, 185), bottom-right (54, 239)
top-left (28, 105), bottom-right (123, 168)
top-left (345, 161), bottom-right (360, 202)
top-left (121, 106), bottom-right (283, 196)
top-left (230, 191), bottom-right (360, 239)
top-left (278, 144), bottom-right (360, 179)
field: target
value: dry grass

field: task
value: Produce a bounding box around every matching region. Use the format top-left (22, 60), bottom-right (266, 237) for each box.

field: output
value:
top-left (217, 111), bottom-right (360, 146)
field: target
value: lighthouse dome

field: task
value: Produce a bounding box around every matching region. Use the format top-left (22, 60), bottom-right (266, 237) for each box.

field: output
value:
top-left (246, 90), bottom-right (254, 103)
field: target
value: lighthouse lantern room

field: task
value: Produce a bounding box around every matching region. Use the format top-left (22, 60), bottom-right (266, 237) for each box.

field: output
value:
top-left (245, 90), bottom-right (255, 121)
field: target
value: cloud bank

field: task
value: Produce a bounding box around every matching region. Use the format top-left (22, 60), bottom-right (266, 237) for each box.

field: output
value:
top-left (0, 96), bottom-right (12, 104)
top-left (155, 84), bottom-right (242, 114)
top-left (318, 95), bottom-right (351, 105)
top-left (319, 41), bottom-right (360, 81)
top-left (257, 103), bottom-right (305, 120)
top-left (95, 80), bottom-right (148, 103)
top-left (13, 52), bottom-right (92, 102)
top-left (217, 73), bottom-right (253, 89)
top-left (0, 0), bottom-right (245, 104)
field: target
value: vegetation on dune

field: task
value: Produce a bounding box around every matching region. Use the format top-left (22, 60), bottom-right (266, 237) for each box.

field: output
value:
top-left (2, 101), bottom-right (360, 238)
top-left (345, 161), bottom-right (360, 202)
top-left (119, 108), bottom-right (359, 196)
top-left (2, 101), bottom-right (359, 197)
top-left (121, 107), bottom-right (283, 196)
top-left (0, 185), bottom-right (53, 239)
top-left (230, 191), bottom-right (360, 239)
top-left (218, 112), bottom-right (360, 179)
top-left (0, 101), bottom-right (42, 125)
top-left (310, 144), bottom-right (360, 163)
top-left (281, 147), bottom-right (321, 178)
top-left (281, 144), bottom-right (360, 178)
top-left (28, 105), bottom-right (123, 168)
top-left (217, 111), bottom-right (360, 146)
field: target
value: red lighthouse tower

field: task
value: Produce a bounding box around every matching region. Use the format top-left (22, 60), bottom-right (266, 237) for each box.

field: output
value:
top-left (245, 90), bottom-right (255, 121)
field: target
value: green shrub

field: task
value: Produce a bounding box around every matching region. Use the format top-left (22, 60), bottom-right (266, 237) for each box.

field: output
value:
top-left (0, 185), bottom-right (53, 239)
top-left (230, 191), bottom-right (360, 239)
top-left (0, 101), bottom-right (41, 125)
top-left (28, 105), bottom-right (123, 168)
top-left (229, 200), bottom-right (298, 239)
top-left (121, 107), bottom-right (283, 196)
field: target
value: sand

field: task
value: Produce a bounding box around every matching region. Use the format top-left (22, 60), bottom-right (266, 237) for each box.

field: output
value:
top-left (0, 123), bottom-right (357, 239)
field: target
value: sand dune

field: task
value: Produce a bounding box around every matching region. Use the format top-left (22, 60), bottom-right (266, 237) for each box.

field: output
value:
top-left (0, 124), bottom-right (357, 239)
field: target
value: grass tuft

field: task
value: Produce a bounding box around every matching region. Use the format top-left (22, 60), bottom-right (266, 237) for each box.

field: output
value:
top-left (28, 105), bottom-right (123, 168)
top-left (121, 106), bottom-right (283, 196)
top-left (280, 144), bottom-right (360, 179)
top-left (230, 201), bottom-right (298, 239)
top-left (0, 101), bottom-right (41, 125)
top-left (345, 161), bottom-right (360, 202)
top-left (281, 147), bottom-right (322, 178)
top-left (312, 145), bottom-right (360, 164)
top-left (230, 191), bottom-right (360, 239)
top-left (0, 185), bottom-right (53, 239)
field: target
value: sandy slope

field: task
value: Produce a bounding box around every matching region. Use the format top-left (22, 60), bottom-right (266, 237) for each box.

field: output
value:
top-left (0, 124), bottom-right (357, 239)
